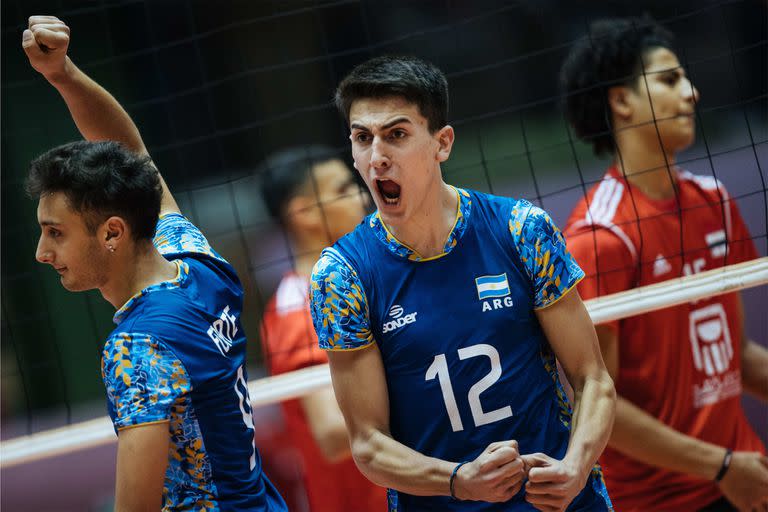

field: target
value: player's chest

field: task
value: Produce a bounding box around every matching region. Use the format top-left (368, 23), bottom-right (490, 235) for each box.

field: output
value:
top-left (634, 202), bottom-right (728, 284)
top-left (367, 254), bottom-right (537, 361)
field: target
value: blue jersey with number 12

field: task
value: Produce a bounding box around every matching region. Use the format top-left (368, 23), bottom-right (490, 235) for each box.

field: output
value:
top-left (311, 188), bottom-right (612, 511)
top-left (102, 213), bottom-right (286, 511)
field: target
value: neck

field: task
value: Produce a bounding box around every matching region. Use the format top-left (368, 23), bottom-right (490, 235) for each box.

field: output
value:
top-left (294, 249), bottom-right (321, 279)
top-left (291, 229), bottom-right (337, 279)
top-left (614, 131), bottom-right (678, 200)
top-left (101, 243), bottom-right (178, 309)
top-left (386, 181), bottom-right (458, 258)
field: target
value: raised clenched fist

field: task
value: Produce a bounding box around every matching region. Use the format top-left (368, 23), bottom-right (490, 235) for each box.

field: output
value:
top-left (22, 16), bottom-right (71, 78)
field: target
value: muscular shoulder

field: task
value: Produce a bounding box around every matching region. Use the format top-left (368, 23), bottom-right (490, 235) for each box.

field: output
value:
top-left (578, 176), bottom-right (630, 228)
top-left (154, 213), bottom-right (228, 263)
top-left (677, 169), bottom-right (730, 201)
top-left (310, 249), bottom-right (373, 351)
top-left (507, 200), bottom-right (585, 309)
top-left (102, 332), bottom-right (190, 429)
top-left (567, 224), bottom-right (635, 265)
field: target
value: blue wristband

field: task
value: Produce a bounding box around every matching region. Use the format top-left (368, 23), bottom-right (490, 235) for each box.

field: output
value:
top-left (449, 461), bottom-right (470, 500)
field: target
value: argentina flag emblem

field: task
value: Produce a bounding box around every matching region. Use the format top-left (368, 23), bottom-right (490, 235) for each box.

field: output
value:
top-left (475, 273), bottom-right (511, 300)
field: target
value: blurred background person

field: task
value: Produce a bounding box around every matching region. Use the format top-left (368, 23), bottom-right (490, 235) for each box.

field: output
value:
top-left (258, 146), bottom-right (386, 512)
top-left (561, 16), bottom-right (768, 512)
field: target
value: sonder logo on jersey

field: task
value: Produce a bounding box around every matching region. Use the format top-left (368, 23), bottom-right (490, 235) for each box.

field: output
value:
top-left (476, 273), bottom-right (514, 312)
top-left (382, 304), bottom-right (418, 334)
top-left (208, 305), bottom-right (238, 356)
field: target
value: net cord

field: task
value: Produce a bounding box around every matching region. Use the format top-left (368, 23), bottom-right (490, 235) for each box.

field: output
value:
top-left (2, 256), bottom-right (766, 468)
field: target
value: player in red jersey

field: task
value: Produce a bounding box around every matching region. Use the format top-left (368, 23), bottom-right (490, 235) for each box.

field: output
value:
top-left (561, 17), bottom-right (768, 512)
top-left (259, 146), bottom-right (387, 511)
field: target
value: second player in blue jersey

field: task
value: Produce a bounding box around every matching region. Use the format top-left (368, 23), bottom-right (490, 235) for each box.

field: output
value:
top-left (24, 16), bottom-right (286, 511)
top-left (310, 56), bottom-right (617, 511)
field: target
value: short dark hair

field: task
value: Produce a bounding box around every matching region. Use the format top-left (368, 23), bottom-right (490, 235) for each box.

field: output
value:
top-left (258, 145), bottom-right (342, 222)
top-left (335, 55), bottom-right (449, 132)
top-left (26, 140), bottom-right (162, 240)
top-left (560, 16), bottom-right (675, 156)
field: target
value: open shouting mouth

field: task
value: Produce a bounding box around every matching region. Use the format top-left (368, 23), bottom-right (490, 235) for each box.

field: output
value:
top-left (376, 178), bottom-right (401, 206)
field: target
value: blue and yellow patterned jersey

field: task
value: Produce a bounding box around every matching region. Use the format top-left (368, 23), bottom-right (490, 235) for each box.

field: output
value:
top-left (310, 188), bottom-right (612, 511)
top-left (102, 213), bottom-right (286, 511)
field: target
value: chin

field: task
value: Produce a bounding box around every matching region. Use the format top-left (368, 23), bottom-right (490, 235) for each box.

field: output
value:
top-left (60, 278), bottom-right (91, 293)
top-left (60, 281), bottom-right (81, 292)
top-left (665, 137), bottom-right (695, 155)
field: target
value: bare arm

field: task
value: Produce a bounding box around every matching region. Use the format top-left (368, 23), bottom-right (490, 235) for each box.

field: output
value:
top-left (23, 16), bottom-right (179, 215)
top-left (598, 324), bottom-right (739, 476)
top-left (114, 422), bottom-right (169, 512)
top-left (327, 344), bottom-right (523, 502)
top-left (523, 289), bottom-right (616, 510)
top-left (300, 386), bottom-right (352, 463)
top-left (735, 293), bottom-right (768, 401)
top-left (596, 325), bottom-right (768, 510)
top-left (742, 340), bottom-right (768, 400)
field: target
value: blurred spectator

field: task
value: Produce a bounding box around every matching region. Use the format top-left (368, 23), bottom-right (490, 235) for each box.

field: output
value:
top-left (259, 146), bottom-right (387, 511)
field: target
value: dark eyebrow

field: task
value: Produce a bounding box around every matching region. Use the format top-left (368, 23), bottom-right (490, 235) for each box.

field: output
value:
top-left (40, 220), bottom-right (61, 227)
top-left (350, 117), bottom-right (412, 132)
top-left (382, 117), bottom-right (412, 130)
top-left (652, 66), bottom-right (682, 75)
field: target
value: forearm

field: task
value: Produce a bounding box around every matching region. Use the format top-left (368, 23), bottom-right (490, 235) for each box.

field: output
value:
top-left (313, 425), bottom-right (351, 463)
top-left (351, 427), bottom-right (456, 496)
top-left (610, 394), bottom-right (726, 479)
top-left (563, 372), bottom-right (616, 479)
top-left (301, 388), bottom-right (352, 463)
top-left (44, 57), bottom-right (147, 155)
top-left (48, 60), bottom-right (179, 214)
top-left (742, 340), bottom-right (768, 401)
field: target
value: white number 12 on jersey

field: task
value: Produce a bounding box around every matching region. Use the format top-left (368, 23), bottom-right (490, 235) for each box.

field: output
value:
top-left (425, 343), bottom-right (513, 432)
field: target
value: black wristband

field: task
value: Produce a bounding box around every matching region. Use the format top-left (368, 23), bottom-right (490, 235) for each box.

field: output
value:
top-left (449, 461), bottom-right (469, 500)
top-left (714, 449), bottom-right (733, 482)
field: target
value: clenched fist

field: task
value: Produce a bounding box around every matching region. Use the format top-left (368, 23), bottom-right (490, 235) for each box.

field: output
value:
top-left (452, 440), bottom-right (526, 502)
top-left (22, 16), bottom-right (71, 79)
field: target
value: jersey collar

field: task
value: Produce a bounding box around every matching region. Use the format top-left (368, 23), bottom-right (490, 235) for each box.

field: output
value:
top-left (113, 259), bottom-right (188, 324)
top-left (368, 186), bottom-right (472, 261)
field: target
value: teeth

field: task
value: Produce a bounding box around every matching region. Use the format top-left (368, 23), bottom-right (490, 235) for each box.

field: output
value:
top-left (384, 196), bottom-right (398, 204)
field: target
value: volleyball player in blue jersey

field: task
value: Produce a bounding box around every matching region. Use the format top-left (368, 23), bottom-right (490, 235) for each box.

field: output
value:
top-left (23, 16), bottom-right (286, 511)
top-left (309, 56), bottom-right (617, 511)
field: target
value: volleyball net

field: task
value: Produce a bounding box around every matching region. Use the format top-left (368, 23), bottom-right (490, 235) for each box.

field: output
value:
top-left (1, 0), bottom-right (766, 473)
top-left (2, 256), bottom-right (766, 468)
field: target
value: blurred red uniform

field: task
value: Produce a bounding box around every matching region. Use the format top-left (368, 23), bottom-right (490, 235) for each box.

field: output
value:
top-left (565, 166), bottom-right (765, 511)
top-left (261, 272), bottom-right (388, 512)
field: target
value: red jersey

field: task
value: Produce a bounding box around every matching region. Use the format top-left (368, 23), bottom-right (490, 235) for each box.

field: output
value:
top-left (261, 273), bottom-right (387, 512)
top-left (564, 166), bottom-right (765, 512)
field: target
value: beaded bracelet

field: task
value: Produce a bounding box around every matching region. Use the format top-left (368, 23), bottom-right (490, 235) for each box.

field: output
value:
top-left (714, 449), bottom-right (733, 482)
top-left (449, 461), bottom-right (470, 500)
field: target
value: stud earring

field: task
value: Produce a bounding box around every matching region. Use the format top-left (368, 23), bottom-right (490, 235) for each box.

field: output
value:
top-left (106, 245), bottom-right (115, 253)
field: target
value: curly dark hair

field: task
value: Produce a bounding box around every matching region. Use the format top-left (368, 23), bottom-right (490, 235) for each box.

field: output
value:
top-left (26, 140), bottom-right (162, 240)
top-left (560, 16), bottom-right (675, 156)
top-left (335, 55), bottom-right (449, 133)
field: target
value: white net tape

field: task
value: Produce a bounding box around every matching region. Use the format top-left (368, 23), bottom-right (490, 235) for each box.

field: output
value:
top-left (2, 257), bottom-right (766, 468)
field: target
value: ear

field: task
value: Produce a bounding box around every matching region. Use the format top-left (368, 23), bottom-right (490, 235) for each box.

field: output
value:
top-left (435, 125), bottom-right (455, 163)
top-left (101, 216), bottom-right (128, 251)
top-left (607, 86), bottom-right (633, 121)
top-left (283, 195), bottom-right (321, 232)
